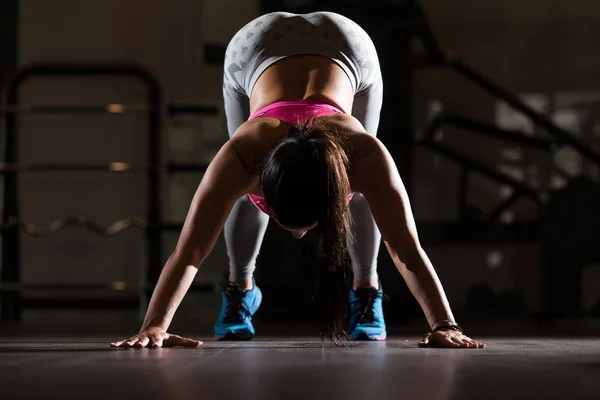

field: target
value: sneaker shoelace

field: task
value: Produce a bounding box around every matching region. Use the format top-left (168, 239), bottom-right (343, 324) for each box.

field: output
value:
top-left (220, 283), bottom-right (252, 323)
top-left (350, 288), bottom-right (388, 325)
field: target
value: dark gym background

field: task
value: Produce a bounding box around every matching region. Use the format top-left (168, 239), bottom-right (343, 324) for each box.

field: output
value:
top-left (1, 0), bottom-right (599, 337)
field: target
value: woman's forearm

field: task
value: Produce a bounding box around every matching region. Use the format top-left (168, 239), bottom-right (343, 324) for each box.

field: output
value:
top-left (140, 252), bottom-right (201, 332)
top-left (384, 241), bottom-right (455, 329)
top-left (117, 137), bottom-right (256, 337)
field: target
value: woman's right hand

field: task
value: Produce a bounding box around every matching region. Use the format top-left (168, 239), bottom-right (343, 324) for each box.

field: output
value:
top-left (110, 327), bottom-right (203, 349)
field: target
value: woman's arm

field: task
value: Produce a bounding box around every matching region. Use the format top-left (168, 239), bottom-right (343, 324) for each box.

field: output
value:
top-left (111, 122), bottom-right (270, 348)
top-left (351, 135), bottom-right (484, 348)
top-left (139, 139), bottom-right (255, 333)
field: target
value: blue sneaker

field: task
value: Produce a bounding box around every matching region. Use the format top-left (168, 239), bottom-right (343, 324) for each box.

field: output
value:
top-left (214, 280), bottom-right (262, 340)
top-left (347, 286), bottom-right (387, 341)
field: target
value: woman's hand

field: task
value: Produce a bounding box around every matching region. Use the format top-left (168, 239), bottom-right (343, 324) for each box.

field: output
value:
top-left (110, 327), bottom-right (203, 349)
top-left (418, 329), bottom-right (485, 349)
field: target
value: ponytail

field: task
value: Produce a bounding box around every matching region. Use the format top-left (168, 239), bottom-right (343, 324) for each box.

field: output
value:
top-left (260, 119), bottom-right (353, 344)
top-left (315, 129), bottom-right (352, 343)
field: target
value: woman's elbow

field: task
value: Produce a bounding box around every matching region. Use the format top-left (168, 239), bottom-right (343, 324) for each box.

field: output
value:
top-left (170, 246), bottom-right (205, 269)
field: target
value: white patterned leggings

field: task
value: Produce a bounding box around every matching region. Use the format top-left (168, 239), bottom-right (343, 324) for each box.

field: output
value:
top-left (222, 12), bottom-right (384, 283)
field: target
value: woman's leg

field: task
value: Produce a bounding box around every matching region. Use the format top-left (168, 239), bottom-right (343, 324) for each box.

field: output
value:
top-left (325, 12), bottom-right (386, 340)
top-left (221, 29), bottom-right (272, 289)
top-left (344, 26), bottom-right (384, 290)
top-left (348, 85), bottom-right (383, 289)
top-left (346, 72), bottom-right (387, 341)
top-left (222, 81), bottom-right (269, 289)
top-left (223, 194), bottom-right (269, 288)
top-left (214, 28), bottom-right (275, 339)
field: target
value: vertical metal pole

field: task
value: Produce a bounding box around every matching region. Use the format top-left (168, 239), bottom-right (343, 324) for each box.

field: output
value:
top-left (144, 75), bottom-right (163, 317)
top-left (1, 0), bottom-right (21, 320)
top-left (0, 118), bottom-right (20, 322)
top-left (0, 0), bottom-right (18, 86)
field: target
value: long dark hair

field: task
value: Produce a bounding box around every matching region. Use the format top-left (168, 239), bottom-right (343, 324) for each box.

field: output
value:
top-left (260, 118), bottom-right (353, 343)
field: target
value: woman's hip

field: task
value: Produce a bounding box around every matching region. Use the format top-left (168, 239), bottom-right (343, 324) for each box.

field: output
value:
top-left (223, 12), bottom-right (381, 97)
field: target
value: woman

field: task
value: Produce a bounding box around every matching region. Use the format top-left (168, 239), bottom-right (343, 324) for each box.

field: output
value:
top-left (111, 11), bottom-right (485, 348)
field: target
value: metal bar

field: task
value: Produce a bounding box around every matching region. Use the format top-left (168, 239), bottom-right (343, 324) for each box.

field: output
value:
top-left (0, 282), bottom-right (214, 292)
top-left (449, 57), bottom-right (600, 166)
top-left (167, 162), bottom-right (210, 174)
top-left (1, 69), bottom-right (20, 322)
top-left (1, 104), bottom-right (151, 114)
top-left (0, 0), bottom-right (19, 322)
top-left (2, 103), bottom-right (218, 115)
top-left (0, 217), bottom-right (148, 238)
top-left (0, 0), bottom-right (18, 87)
top-left (420, 140), bottom-right (542, 204)
top-left (424, 110), bottom-right (572, 181)
top-left (146, 68), bottom-right (162, 319)
top-left (167, 104), bottom-right (219, 117)
top-left (0, 163), bottom-right (150, 173)
top-left (487, 192), bottom-right (522, 223)
top-left (22, 297), bottom-right (140, 310)
top-left (19, 282), bottom-right (214, 310)
top-left (1, 63), bottom-right (163, 322)
top-left (444, 113), bottom-right (558, 152)
top-left (2, 63), bottom-right (163, 82)
top-left (0, 162), bottom-right (209, 173)
top-left (25, 164), bottom-right (141, 173)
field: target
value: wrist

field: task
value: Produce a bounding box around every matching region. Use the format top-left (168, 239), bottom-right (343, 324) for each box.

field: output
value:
top-left (433, 325), bottom-right (463, 334)
top-left (431, 319), bottom-right (462, 334)
top-left (141, 314), bottom-right (170, 332)
top-left (431, 319), bottom-right (457, 331)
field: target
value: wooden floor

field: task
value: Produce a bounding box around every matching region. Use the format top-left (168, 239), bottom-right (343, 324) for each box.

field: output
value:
top-left (1, 335), bottom-right (599, 400)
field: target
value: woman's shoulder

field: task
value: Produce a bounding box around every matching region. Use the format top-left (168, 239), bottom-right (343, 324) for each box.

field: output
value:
top-left (234, 117), bottom-right (287, 138)
top-left (316, 114), bottom-right (381, 158)
top-left (229, 117), bottom-right (288, 170)
top-left (317, 113), bottom-right (368, 134)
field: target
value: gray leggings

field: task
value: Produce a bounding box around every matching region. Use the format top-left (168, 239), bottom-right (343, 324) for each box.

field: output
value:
top-left (222, 12), bottom-right (383, 282)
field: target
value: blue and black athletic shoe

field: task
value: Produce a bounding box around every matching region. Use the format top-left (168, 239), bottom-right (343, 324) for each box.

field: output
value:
top-left (214, 279), bottom-right (262, 341)
top-left (347, 286), bottom-right (387, 341)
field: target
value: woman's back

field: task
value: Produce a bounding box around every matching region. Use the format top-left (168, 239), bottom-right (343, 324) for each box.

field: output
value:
top-left (249, 55), bottom-right (355, 115)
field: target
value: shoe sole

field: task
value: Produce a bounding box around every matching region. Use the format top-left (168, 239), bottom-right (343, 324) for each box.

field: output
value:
top-left (215, 331), bottom-right (255, 341)
top-left (352, 332), bottom-right (387, 341)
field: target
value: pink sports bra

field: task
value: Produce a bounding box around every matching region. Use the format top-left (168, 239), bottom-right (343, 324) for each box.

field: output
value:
top-left (247, 99), bottom-right (354, 216)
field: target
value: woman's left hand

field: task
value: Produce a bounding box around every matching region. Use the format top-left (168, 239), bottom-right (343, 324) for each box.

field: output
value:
top-left (418, 329), bottom-right (486, 348)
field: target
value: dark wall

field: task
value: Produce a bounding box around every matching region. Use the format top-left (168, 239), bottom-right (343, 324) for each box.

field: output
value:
top-left (15, 0), bottom-right (260, 292)
top-left (9, 0), bottom-right (600, 317)
top-left (413, 0), bottom-right (600, 314)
